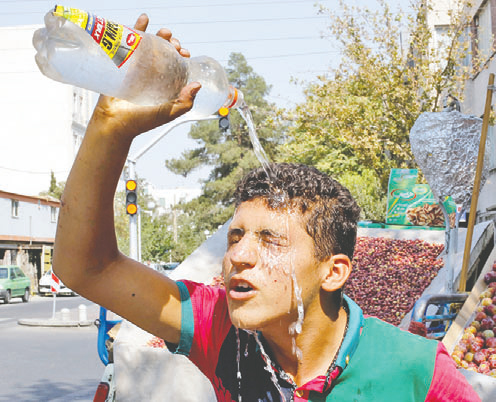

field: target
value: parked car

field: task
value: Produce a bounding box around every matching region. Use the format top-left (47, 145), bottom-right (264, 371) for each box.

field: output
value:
top-left (151, 262), bottom-right (180, 276)
top-left (0, 265), bottom-right (31, 304)
top-left (38, 269), bottom-right (77, 296)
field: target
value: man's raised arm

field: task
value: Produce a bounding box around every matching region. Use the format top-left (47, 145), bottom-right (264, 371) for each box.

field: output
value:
top-left (52, 14), bottom-right (201, 344)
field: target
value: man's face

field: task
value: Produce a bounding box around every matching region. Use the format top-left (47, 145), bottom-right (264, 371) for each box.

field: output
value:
top-left (222, 198), bottom-right (324, 332)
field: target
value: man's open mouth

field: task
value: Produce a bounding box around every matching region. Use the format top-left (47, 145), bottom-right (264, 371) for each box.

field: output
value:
top-left (229, 279), bottom-right (257, 300)
top-left (234, 282), bottom-right (253, 292)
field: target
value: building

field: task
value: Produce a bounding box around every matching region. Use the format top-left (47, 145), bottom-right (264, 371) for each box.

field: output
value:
top-left (147, 185), bottom-right (202, 214)
top-left (427, 0), bottom-right (496, 223)
top-left (0, 25), bottom-right (96, 196)
top-left (462, 0), bottom-right (496, 222)
top-left (0, 25), bottom-right (95, 290)
top-left (0, 190), bottom-right (60, 292)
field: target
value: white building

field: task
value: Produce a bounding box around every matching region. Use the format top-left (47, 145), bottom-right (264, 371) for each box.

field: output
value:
top-left (0, 25), bottom-right (95, 291)
top-left (147, 185), bottom-right (202, 214)
top-left (0, 25), bottom-right (95, 196)
top-left (427, 0), bottom-right (496, 223)
top-left (0, 190), bottom-right (60, 291)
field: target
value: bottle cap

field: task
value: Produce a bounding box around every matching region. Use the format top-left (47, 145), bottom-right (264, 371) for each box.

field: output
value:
top-left (225, 86), bottom-right (240, 109)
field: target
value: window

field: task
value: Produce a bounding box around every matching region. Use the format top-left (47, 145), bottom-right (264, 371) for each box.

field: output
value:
top-left (459, 27), bottom-right (472, 69)
top-left (11, 200), bottom-right (19, 218)
top-left (73, 130), bottom-right (83, 154)
top-left (475, 1), bottom-right (493, 60)
top-left (14, 267), bottom-right (25, 278)
top-left (434, 25), bottom-right (451, 60)
top-left (51, 206), bottom-right (58, 223)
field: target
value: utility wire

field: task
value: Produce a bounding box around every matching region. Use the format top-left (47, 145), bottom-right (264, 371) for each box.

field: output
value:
top-left (221, 50), bottom-right (336, 61)
top-left (0, 0), bottom-right (333, 5)
top-left (0, 166), bottom-right (67, 175)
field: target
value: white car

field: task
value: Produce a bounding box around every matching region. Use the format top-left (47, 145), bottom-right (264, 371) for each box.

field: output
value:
top-left (38, 269), bottom-right (77, 296)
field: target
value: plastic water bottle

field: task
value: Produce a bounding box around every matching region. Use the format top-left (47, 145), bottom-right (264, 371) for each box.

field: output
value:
top-left (32, 5), bottom-right (244, 117)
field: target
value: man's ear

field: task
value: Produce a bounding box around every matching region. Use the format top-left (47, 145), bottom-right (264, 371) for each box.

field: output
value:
top-left (321, 254), bottom-right (352, 292)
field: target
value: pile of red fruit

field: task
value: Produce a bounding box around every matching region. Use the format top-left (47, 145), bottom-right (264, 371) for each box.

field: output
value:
top-left (347, 236), bottom-right (445, 326)
top-left (451, 260), bottom-right (496, 377)
top-left (147, 336), bottom-right (166, 349)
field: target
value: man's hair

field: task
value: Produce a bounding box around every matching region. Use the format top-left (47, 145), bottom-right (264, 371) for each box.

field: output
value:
top-left (235, 163), bottom-right (361, 260)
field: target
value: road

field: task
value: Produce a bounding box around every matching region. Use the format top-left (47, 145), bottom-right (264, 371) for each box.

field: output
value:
top-left (0, 295), bottom-right (105, 401)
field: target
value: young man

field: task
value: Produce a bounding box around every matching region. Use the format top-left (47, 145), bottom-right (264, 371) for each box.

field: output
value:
top-left (53, 15), bottom-right (480, 402)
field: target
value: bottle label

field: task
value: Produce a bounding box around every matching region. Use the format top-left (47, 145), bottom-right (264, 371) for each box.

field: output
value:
top-left (53, 5), bottom-right (142, 68)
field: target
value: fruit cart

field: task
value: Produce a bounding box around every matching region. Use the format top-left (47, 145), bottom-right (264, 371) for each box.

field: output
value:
top-left (441, 248), bottom-right (496, 399)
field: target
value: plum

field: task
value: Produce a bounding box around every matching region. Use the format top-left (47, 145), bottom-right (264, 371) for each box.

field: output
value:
top-left (474, 351), bottom-right (487, 365)
top-left (481, 317), bottom-right (495, 331)
top-left (485, 337), bottom-right (496, 348)
top-left (488, 354), bottom-right (496, 369)
top-left (481, 298), bottom-right (493, 307)
top-left (479, 362), bottom-right (491, 374)
top-left (475, 311), bottom-right (487, 322)
top-left (484, 271), bottom-right (496, 284)
top-left (482, 330), bottom-right (495, 339)
top-left (485, 304), bottom-right (496, 316)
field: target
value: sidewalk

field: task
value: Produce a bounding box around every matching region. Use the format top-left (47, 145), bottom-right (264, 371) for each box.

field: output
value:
top-left (18, 297), bottom-right (100, 327)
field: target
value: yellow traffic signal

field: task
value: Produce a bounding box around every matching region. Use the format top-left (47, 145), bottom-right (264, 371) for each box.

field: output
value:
top-left (218, 108), bottom-right (230, 132)
top-left (218, 107), bottom-right (229, 117)
top-left (125, 180), bottom-right (138, 215)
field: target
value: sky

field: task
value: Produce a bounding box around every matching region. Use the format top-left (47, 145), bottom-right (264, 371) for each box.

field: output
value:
top-left (0, 0), bottom-right (411, 190)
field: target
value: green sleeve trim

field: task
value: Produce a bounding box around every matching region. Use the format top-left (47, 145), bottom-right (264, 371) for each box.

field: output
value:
top-left (166, 281), bottom-right (194, 356)
top-left (335, 294), bottom-right (364, 369)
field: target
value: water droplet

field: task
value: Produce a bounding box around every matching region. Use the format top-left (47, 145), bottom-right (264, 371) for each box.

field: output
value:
top-left (235, 328), bottom-right (242, 401)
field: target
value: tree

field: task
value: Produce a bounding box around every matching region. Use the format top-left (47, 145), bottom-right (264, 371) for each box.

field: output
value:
top-left (165, 52), bottom-right (284, 254)
top-left (278, 0), bottom-right (482, 220)
top-left (39, 171), bottom-right (65, 199)
top-left (140, 213), bottom-right (174, 263)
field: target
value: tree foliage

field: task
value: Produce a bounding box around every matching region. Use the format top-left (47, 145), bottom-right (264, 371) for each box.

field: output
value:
top-left (279, 0), bottom-right (481, 220)
top-left (165, 53), bottom-right (284, 256)
top-left (39, 171), bottom-right (65, 199)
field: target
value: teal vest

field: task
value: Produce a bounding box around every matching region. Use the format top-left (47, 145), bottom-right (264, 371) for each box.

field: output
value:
top-left (309, 317), bottom-right (438, 401)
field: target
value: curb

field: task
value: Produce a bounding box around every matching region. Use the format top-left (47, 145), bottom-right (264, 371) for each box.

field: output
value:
top-left (17, 318), bottom-right (95, 327)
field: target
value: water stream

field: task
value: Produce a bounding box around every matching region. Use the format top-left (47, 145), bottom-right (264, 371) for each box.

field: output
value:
top-left (246, 330), bottom-right (287, 402)
top-left (235, 327), bottom-right (242, 402)
top-left (237, 104), bottom-right (273, 177)
top-left (233, 102), bottom-right (306, 400)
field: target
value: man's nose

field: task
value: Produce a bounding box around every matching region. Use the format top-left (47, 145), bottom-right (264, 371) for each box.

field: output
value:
top-left (230, 235), bottom-right (258, 270)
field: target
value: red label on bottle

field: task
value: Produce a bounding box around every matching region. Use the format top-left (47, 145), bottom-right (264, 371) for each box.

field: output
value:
top-left (91, 16), bottom-right (106, 44)
top-left (126, 33), bottom-right (137, 46)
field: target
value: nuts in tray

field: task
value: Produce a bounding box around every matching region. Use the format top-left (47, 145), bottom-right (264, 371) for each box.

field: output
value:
top-left (406, 203), bottom-right (455, 227)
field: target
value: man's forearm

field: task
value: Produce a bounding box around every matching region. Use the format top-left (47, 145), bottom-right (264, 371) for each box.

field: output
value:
top-left (52, 110), bottom-right (133, 289)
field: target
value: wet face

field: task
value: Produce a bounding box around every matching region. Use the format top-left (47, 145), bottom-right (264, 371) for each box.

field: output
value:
top-left (223, 198), bottom-right (325, 332)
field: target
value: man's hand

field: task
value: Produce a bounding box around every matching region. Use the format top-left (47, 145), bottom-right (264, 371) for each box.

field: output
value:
top-left (90, 14), bottom-right (201, 140)
top-left (54, 14), bottom-right (196, 343)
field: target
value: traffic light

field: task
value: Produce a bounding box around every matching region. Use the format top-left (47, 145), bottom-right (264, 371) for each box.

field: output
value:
top-left (125, 179), bottom-right (138, 215)
top-left (218, 107), bottom-right (230, 132)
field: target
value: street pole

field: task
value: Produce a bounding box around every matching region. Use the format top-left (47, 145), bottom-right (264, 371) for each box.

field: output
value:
top-left (137, 206), bottom-right (142, 262)
top-left (127, 160), bottom-right (139, 260)
top-left (125, 114), bottom-right (218, 262)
